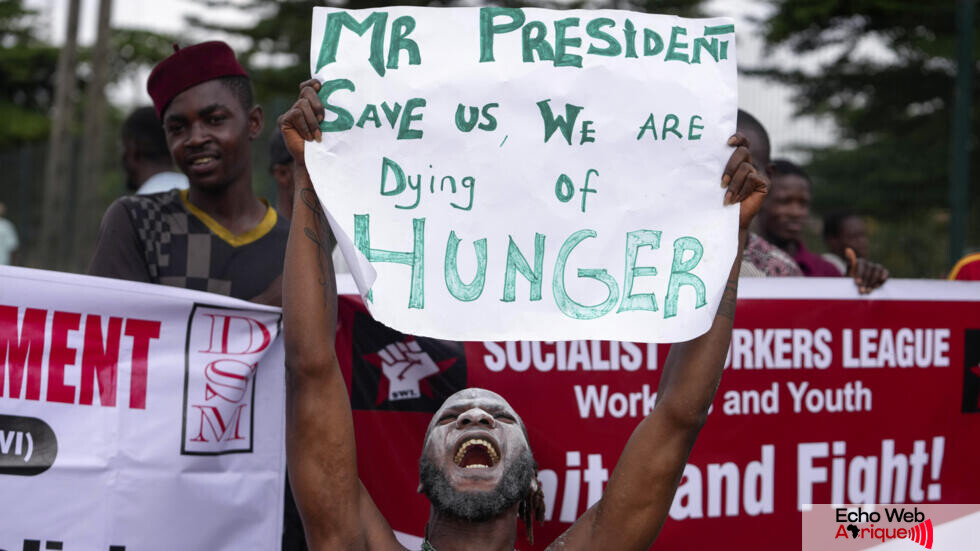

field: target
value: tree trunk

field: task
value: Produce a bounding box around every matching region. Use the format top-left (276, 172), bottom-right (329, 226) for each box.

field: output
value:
top-left (73, 0), bottom-right (115, 271)
top-left (38, 0), bottom-right (81, 271)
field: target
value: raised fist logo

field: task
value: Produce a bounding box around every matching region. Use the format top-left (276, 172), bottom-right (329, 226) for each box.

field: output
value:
top-left (376, 340), bottom-right (441, 402)
top-left (352, 310), bottom-right (467, 411)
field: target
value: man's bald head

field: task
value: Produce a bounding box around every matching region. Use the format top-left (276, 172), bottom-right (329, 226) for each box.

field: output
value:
top-left (419, 387), bottom-right (538, 522)
top-left (736, 109), bottom-right (771, 174)
top-left (424, 388), bottom-right (529, 446)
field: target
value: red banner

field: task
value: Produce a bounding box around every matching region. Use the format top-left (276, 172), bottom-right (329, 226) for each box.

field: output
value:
top-left (333, 278), bottom-right (980, 549)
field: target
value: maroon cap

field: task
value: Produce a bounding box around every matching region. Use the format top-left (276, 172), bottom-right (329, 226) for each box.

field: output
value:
top-left (147, 41), bottom-right (248, 118)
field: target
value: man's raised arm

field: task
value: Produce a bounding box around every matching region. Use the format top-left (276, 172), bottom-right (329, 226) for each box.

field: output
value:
top-left (552, 135), bottom-right (768, 551)
top-left (279, 80), bottom-right (401, 551)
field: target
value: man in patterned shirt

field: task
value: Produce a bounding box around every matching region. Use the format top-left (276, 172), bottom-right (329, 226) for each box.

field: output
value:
top-left (88, 41), bottom-right (309, 549)
top-left (89, 41), bottom-right (287, 306)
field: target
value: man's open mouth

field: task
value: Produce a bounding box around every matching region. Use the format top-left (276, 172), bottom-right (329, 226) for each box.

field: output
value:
top-left (186, 153), bottom-right (220, 171)
top-left (453, 437), bottom-right (499, 469)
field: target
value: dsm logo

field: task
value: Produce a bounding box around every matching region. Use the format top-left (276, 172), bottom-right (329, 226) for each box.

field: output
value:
top-left (350, 311), bottom-right (465, 413)
top-left (181, 304), bottom-right (280, 455)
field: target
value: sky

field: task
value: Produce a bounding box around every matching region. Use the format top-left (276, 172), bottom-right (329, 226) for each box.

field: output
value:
top-left (27, 0), bottom-right (838, 161)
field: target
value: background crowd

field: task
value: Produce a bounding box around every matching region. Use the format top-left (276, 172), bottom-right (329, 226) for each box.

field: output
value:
top-left (1, 0), bottom-right (977, 281)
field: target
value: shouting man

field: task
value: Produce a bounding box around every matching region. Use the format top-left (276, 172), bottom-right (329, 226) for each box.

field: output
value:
top-left (279, 79), bottom-right (767, 551)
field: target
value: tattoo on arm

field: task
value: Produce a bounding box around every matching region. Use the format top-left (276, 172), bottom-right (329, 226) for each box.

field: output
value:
top-left (300, 187), bottom-right (334, 308)
top-left (717, 231), bottom-right (747, 321)
top-left (716, 275), bottom-right (738, 320)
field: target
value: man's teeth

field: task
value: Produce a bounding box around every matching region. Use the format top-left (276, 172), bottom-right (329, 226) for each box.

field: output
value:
top-left (465, 464), bottom-right (488, 469)
top-left (192, 157), bottom-right (214, 165)
top-left (454, 438), bottom-right (499, 466)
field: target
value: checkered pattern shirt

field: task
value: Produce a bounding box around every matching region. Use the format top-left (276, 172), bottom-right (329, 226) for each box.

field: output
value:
top-left (89, 189), bottom-right (288, 300)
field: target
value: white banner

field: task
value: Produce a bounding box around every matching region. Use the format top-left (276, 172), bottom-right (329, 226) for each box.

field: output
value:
top-left (0, 266), bottom-right (286, 551)
top-left (306, 6), bottom-right (739, 343)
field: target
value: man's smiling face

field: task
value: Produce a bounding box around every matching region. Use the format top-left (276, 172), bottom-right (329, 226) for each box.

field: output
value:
top-left (419, 388), bottom-right (536, 520)
top-left (761, 172), bottom-right (810, 246)
top-left (162, 79), bottom-right (260, 192)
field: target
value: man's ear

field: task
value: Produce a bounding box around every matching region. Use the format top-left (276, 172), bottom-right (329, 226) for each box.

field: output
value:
top-left (765, 162), bottom-right (775, 180)
top-left (247, 104), bottom-right (263, 140)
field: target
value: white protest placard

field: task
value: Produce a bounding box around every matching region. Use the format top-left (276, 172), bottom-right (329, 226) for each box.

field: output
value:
top-left (306, 6), bottom-right (738, 343)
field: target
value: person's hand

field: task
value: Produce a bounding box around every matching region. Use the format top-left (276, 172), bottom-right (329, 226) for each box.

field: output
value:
top-left (845, 248), bottom-right (889, 294)
top-left (277, 79), bottom-right (324, 166)
top-left (721, 133), bottom-right (769, 230)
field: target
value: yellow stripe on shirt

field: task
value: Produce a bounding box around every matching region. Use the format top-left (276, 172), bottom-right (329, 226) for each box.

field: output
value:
top-left (180, 189), bottom-right (278, 248)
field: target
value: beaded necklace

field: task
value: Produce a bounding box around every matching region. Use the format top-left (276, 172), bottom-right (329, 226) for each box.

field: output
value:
top-left (420, 539), bottom-right (516, 551)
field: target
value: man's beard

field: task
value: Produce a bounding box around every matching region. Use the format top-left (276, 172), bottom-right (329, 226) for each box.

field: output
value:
top-left (419, 448), bottom-right (537, 522)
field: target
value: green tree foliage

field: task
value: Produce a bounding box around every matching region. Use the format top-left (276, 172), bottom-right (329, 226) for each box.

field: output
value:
top-left (109, 28), bottom-right (187, 89)
top-left (752, 0), bottom-right (979, 276)
top-left (0, 0), bottom-right (178, 147)
top-left (0, 0), bottom-right (181, 267)
top-left (0, 0), bottom-right (58, 145)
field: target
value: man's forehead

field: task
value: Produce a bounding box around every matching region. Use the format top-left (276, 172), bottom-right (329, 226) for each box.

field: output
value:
top-left (164, 80), bottom-right (235, 119)
top-left (772, 173), bottom-right (810, 195)
top-left (437, 388), bottom-right (514, 414)
top-left (423, 388), bottom-right (531, 448)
